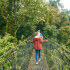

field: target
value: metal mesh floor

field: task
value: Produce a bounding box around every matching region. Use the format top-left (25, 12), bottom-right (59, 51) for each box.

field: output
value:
top-left (27, 49), bottom-right (48, 70)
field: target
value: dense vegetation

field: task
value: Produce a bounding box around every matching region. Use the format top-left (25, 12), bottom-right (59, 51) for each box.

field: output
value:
top-left (0, 0), bottom-right (70, 69)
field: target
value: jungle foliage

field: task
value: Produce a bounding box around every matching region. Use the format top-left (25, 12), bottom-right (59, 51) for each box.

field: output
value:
top-left (0, 0), bottom-right (70, 68)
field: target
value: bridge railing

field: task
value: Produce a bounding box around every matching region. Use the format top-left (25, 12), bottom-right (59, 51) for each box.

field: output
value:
top-left (0, 35), bottom-right (33, 70)
top-left (0, 35), bottom-right (33, 59)
top-left (43, 35), bottom-right (70, 70)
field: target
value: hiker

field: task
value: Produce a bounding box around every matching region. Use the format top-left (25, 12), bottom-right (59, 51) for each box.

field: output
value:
top-left (29, 31), bottom-right (48, 64)
top-left (38, 30), bottom-right (43, 39)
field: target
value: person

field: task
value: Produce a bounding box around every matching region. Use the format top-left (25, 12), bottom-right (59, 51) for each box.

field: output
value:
top-left (29, 31), bottom-right (48, 64)
top-left (38, 30), bottom-right (43, 39)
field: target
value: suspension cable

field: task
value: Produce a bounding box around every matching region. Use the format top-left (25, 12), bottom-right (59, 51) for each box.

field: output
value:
top-left (0, 35), bottom-right (33, 58)
top-left (43, 34), bottom-right (70, 61)
top-left (43, 34), bottom-right (70, 54)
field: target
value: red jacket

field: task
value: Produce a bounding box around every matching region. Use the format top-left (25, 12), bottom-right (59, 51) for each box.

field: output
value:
top-left (29, 36), bottom-right (46, 50)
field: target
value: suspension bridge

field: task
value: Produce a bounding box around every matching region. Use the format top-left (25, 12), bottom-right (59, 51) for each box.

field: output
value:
top-left (0, 34), bottom-right (70, 70)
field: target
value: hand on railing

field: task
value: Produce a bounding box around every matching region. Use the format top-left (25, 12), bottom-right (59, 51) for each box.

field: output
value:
top-left (46, 40), bottom-right (48, 42)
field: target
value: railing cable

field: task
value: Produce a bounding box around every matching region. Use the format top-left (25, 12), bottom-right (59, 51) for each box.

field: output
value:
top-left (0, 35), bottom-right (33, 58)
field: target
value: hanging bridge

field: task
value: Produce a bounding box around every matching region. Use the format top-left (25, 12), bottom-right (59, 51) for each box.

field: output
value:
top-left (0, 34), bottom-right (70, 70)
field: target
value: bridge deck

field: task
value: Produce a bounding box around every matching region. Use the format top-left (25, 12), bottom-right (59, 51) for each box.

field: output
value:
top-left (27, 49), bottom-right (49, 70)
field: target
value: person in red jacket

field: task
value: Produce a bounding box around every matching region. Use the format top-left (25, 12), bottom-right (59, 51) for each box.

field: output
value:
top-left (29, 31), bottom-right (48, 64)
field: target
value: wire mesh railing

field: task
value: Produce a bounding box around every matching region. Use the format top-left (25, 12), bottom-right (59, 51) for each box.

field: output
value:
top-left (0, 35), bottom-right (34, 70)
top-left (0, 35), bottom-right (33, 59)
top-left (43, 35), bottom-right (70, 70)
top-left (0, 33), bottom-right (70, 70)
